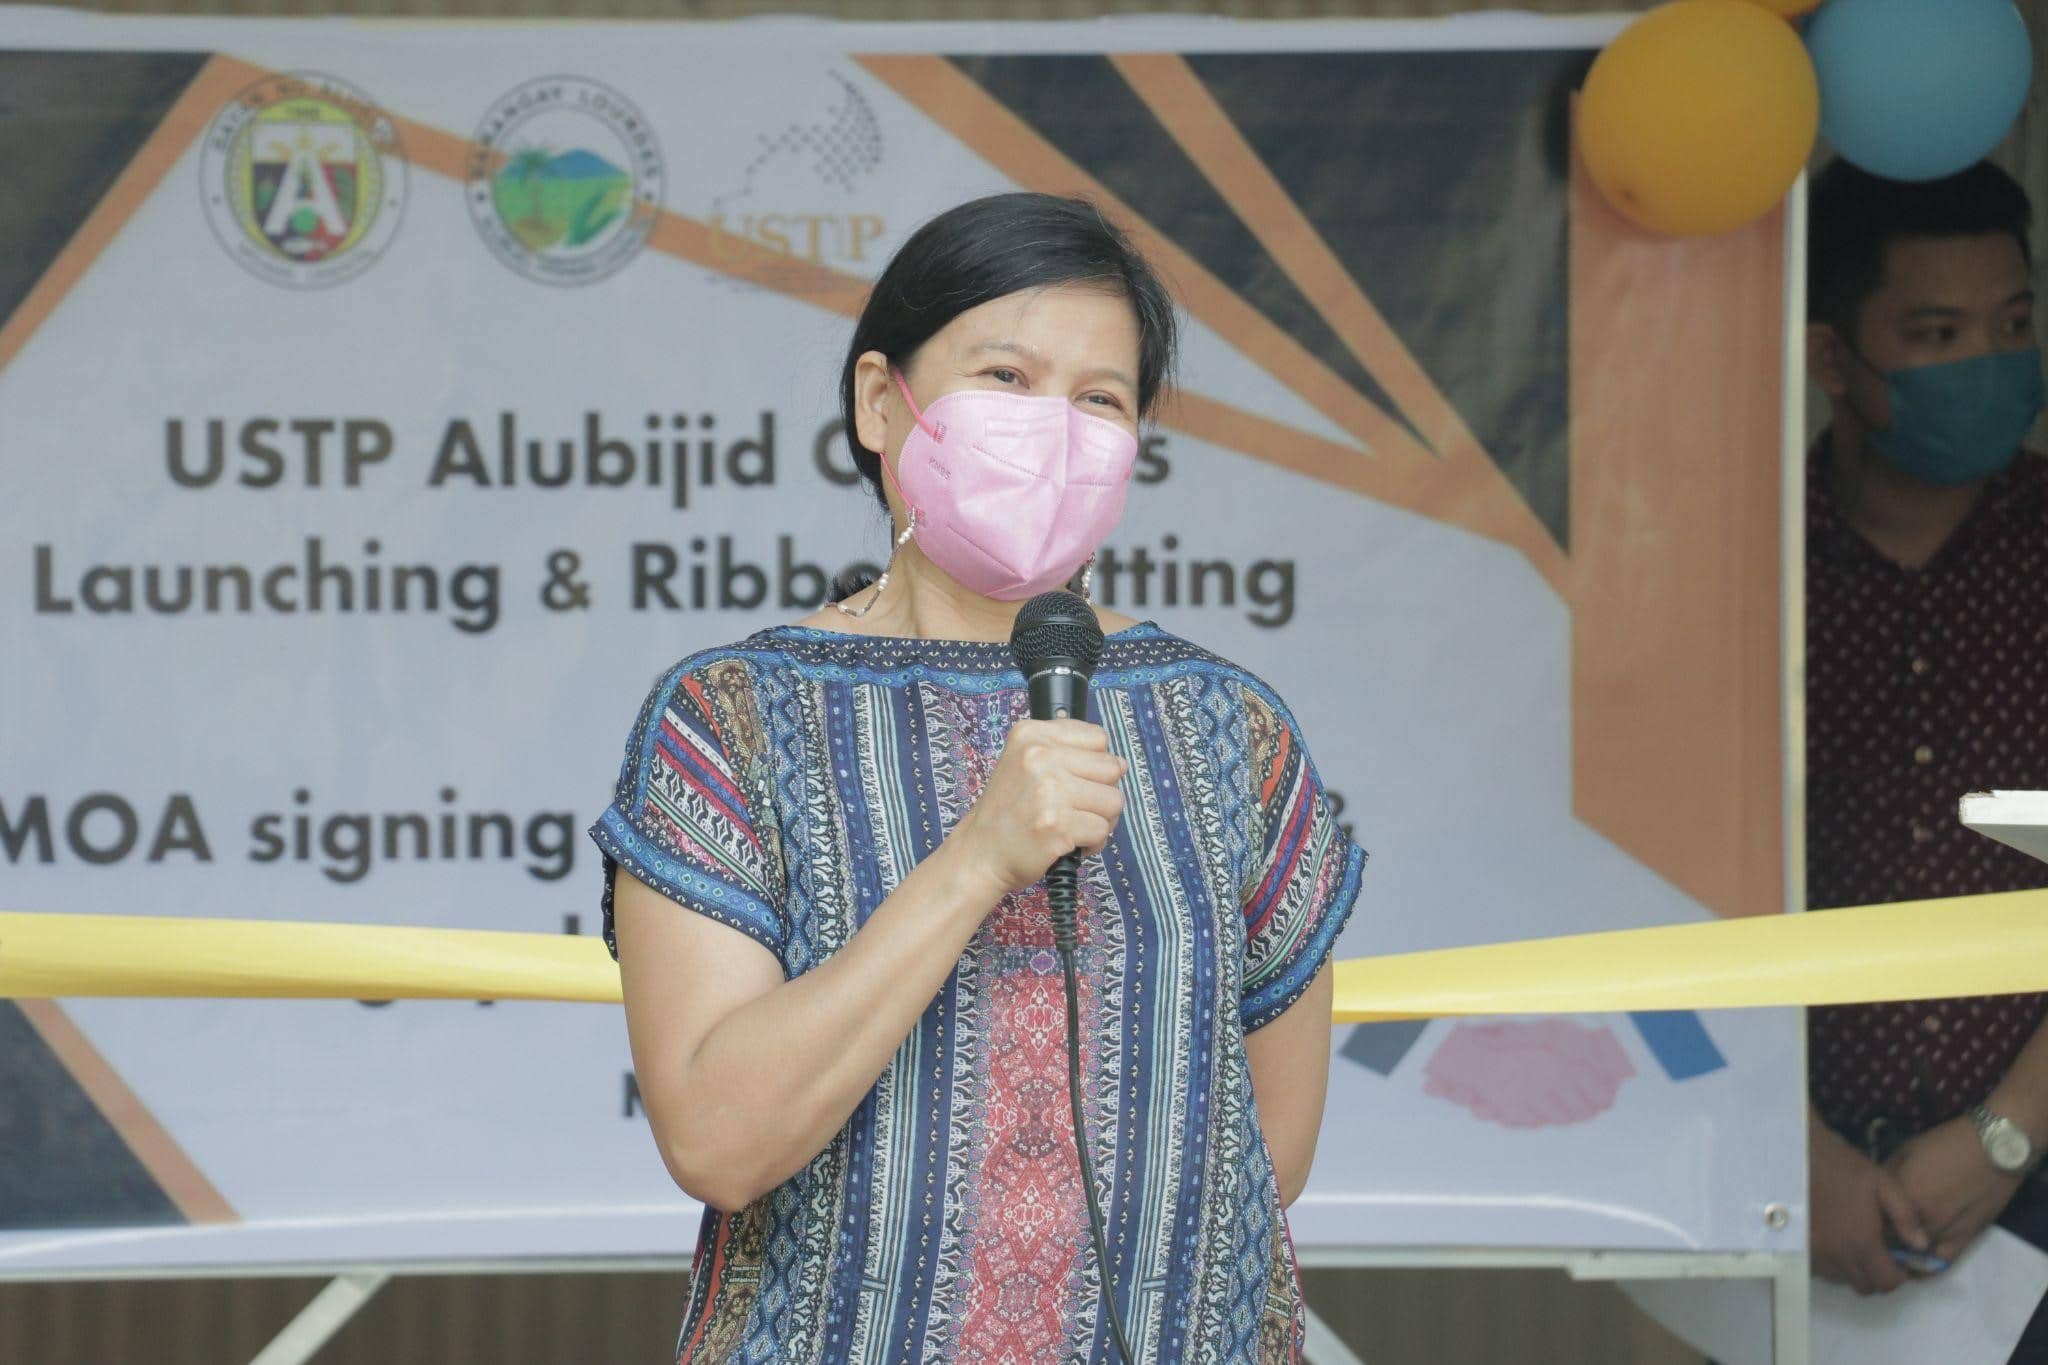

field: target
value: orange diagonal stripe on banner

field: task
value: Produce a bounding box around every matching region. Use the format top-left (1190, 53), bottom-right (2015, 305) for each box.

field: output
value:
top-left (1169, 391), bottom-right (1489, 524)
top-left (16, 999), bottom-right (237, 1224)
top-left (1110, 53), bottom-right (1568, 595)
top-left (852, 54), bottom-right (1437, 466)
top-left (0, 55), bottom-right (261, 380)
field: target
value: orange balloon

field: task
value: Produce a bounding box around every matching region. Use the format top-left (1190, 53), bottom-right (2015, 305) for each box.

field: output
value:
top-left (1580, 0), bottom-right (1820, 236)
top-left (1739, 0), bottom-right (1824, 14)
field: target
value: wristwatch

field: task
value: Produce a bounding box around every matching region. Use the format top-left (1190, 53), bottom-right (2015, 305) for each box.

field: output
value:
top-left (1968, 1103), bottom-right (2037, 1174)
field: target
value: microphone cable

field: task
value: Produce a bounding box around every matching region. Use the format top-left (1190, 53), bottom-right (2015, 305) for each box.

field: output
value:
top-left (1049, 853), bottom-right (1136, 1365)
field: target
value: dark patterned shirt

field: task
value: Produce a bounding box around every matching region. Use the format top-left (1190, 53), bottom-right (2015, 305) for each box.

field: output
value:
top-left (1806, 440), bottom-right (2048, 1139)
top-left (589, 622), bottom-right (1364, 1363)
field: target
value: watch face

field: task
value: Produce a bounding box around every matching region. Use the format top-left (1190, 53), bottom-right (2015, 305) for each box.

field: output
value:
top-left (1989, 1120), bottom-right (2033, 1172)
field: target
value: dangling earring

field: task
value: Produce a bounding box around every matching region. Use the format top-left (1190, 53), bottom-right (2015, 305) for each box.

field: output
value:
top-left (833, 512), bottom-right (917, 619)
top-left (1079, 554), bottom-right (1097, 604)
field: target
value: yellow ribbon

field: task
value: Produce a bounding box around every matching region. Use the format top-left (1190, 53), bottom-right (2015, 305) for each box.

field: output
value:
top-left (3, 889), bottom-right (2043, 1016)
top-left (0, 911), bottom-right (622, 1004)
top-left (1333, 888), bottom-right (2048, 1022)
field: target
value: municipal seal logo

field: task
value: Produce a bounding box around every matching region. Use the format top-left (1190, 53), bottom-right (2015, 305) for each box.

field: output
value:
top-left (200, 72), bottom-right (406, 289)
top-left (466, 77), bottom-right (665, 286)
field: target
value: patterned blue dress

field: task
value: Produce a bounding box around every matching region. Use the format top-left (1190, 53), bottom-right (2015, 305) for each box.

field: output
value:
top-left (589, 621), bottom-right (1365, 1364)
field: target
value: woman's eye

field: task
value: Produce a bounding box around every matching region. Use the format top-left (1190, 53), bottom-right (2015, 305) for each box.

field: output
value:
top-left (1083, 393), bottom-right (1126, 410)
top-left (988, 367), bottom-right (1021, 384)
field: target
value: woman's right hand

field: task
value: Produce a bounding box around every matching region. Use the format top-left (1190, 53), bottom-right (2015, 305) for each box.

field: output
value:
top-left (950, 718), bottom-right (1128, 895)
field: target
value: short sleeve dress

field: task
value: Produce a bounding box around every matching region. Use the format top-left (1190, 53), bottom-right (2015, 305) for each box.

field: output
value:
top-left (588, 620), bottom-right (1366, 1365)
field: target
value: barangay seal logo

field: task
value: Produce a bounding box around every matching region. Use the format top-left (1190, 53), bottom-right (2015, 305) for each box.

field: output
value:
top-left (199, 71), bottom-right (407, 289)
top-left (466, 77), bottom-right (665, 286)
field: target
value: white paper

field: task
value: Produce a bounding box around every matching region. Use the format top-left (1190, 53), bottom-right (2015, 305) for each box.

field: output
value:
top-left (1961, 790), bottom-right (2048, 865)
top-left (1622, 1228), bottom-right (2048, 1365)
top-left (1813, 1228), bottom-right (2048, 1365)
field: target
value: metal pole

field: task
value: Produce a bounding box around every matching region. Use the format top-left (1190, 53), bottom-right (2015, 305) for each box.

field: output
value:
top-left (246, 1270), bottom-right (389, 1365)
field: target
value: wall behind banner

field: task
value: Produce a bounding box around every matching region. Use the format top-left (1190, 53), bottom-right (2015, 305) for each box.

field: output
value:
top-left (0, 4), bottom-right (1822, 1361)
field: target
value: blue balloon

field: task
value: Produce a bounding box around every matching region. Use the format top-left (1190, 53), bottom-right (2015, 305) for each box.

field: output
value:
top-left (1806, 0), bottom-right (2033, 181)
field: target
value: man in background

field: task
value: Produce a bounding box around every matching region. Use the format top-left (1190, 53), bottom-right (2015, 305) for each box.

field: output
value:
top-left (1803, 158), bottom-right (2048, 1348)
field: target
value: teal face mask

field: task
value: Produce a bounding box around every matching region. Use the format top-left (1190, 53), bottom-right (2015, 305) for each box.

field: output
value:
top-left (1854, 346), bottom-right (2046, 487)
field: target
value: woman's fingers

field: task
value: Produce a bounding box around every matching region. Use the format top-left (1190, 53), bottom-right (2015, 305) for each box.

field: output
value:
top-left (1065, 750), bottom-right (1129, 785)
top-left (1064, 772), bottom-right (1126, 821)
top-left (1072, 813), bottom-right (1114, 859)
top-left (960, 719), bottom-right (1134, 893)
top-left (1025, 717), bottom-right (1112, 751)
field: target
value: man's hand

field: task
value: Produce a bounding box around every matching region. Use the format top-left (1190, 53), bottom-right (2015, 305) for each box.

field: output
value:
top-left (1811, 1124), bottom-right (1928, 1295)
top-left (1888, 1116), bottom-right (2025, 1264)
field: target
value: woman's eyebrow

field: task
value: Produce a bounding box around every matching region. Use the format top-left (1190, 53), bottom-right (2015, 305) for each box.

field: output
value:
top-left (1074, 365), bottom-right (1137, 390)
top-left (962, 339), bottom-right (1043, 363)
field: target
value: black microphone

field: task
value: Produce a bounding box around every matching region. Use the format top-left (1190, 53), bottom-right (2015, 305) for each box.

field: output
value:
top-left (1009, 588), bottom-right (1105, 726)
top-left (1008, 589), bottom-right (1104, 952)
top-left (1007, 590), bottom-right (1133, 1365)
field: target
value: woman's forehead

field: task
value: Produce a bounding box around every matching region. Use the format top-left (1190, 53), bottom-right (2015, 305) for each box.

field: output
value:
top-left (934, 285), bottom-right (1140, 361)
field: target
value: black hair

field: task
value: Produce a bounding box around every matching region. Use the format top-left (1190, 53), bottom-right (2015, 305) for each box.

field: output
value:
top-left (827, 193), bottom-right (1178, 601)
top-left (1808, 159), bottom-right (2034, 338)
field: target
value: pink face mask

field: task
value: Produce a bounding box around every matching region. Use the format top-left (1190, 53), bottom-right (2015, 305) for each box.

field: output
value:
top-left (878, 369), bottom-right (1139, 601)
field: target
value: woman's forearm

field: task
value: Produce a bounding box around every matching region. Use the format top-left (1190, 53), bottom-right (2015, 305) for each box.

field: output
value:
top-left (667, 835), bottom-right (1004, 1208)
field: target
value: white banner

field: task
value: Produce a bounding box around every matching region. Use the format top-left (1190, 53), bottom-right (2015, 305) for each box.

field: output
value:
top-left (0, 8), bottom-right (1802, 1273)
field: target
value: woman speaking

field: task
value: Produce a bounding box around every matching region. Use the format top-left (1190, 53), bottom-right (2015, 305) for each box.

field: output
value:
top-left (589, 193), bottom-right (1365, 1363)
